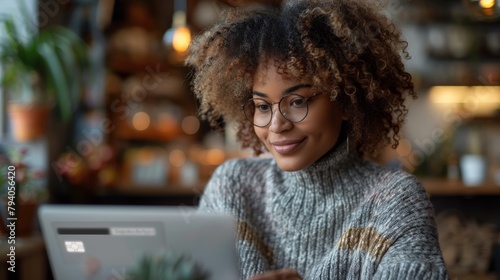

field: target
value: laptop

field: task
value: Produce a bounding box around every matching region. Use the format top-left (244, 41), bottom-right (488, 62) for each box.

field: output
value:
top-left (38, 205), bottom-right (240, 280)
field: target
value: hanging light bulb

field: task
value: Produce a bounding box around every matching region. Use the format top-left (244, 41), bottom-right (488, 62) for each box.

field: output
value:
top-left (463, 0), bottom-right (500, 21)
top-left (163, 0), bottom-right (192, 64)
top-left (172, 28), bottom-right (191, 53)
top-left (480, 0), bottom-right (496, 8)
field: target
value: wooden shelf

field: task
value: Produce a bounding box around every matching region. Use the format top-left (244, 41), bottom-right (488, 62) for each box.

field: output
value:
top-left (107, 54), bottom-right (172, 75)
top-left (449, 272), bottom-right (498, 280)
top-left (420, 178), bottom-right (500, 196)
top-left (98, 182), bottom-right (206, 197)
top-left (108, 183), bottom-right (205, 196)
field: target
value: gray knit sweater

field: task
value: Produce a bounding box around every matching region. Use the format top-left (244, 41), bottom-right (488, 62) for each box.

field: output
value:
top-left (198, 141), bottom-right (449, 279)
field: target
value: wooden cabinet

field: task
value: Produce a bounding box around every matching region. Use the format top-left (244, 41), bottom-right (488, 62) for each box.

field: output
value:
top-left (421, 178), bottom-right (500, 196)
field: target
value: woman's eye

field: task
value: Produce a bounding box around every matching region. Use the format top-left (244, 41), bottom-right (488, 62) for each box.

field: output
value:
top-left (255, 103), bottom-right (271, 112)
top-left (290, 98), bottom-right (306, 107)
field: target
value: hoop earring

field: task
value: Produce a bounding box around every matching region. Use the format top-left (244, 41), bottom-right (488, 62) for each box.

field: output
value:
top-left (346, 136), bottom-right (349, 154)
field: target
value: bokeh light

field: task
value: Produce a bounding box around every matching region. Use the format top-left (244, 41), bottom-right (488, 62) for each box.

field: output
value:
top-left (172, 26), bottom-right (191, 52)
top-left (205, 149), bottom-right (225, 165)
top-left (480, 0), bottom-right (495, 9)
top-left (181, 115), bottom-right (200, 135)
top-left (132, 112), bottom-right (150, 131)
top-left (169, 149), bottom-right (186, 167)
top-left (464, 0), bottom-right (500, 20)
top-left (396, 139), bottom-right (412, 157)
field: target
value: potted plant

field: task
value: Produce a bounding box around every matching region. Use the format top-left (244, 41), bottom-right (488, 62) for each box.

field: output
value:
top-left (127, 251), bottom-right (210, 280)
top-left (0, 145), bottom-right (48, 237)
top-left (0, 13), bottom-right (88, 141)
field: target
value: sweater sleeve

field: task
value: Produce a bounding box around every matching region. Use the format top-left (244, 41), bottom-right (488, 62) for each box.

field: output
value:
top-left (197, 159), bottom-right (271, 279)
top-left (197, 160), bottom-right (238, 213)
top-left (371, 175), bottom-right (449, 279)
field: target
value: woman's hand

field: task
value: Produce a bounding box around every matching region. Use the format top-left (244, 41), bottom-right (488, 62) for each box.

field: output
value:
top-left (248, 268), bottom-right (302, 280)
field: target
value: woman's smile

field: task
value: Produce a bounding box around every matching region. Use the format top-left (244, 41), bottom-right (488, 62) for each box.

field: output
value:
top-left (270, 138), bottom-right (306, 155)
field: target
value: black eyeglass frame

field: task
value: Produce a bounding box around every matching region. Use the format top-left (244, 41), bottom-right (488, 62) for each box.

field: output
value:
top-left (241, 93), bottom-right (322, 127)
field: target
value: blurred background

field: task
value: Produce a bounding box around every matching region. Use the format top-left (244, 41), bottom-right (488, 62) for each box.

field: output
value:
top-left (0, 0), bottom-right (500, 279)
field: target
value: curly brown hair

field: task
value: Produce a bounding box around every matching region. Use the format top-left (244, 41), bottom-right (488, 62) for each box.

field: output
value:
top-left (186, 0), bottom-right (416, 156)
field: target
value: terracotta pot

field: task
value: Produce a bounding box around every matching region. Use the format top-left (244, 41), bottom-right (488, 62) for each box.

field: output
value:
top-left (16, 199), bottom-right (38, 237)
top-left (7, 103), bottom-right (50, 142)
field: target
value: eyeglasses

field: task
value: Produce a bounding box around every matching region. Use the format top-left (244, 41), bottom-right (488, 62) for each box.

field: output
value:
top-left (241, 93), bottom-right (321, 127)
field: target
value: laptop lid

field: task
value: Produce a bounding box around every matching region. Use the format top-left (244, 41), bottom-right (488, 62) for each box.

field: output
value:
top-left (38, 205), bottom-right (240, 280)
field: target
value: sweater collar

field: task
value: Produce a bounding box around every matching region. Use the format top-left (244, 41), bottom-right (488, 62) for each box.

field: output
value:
top-left (264, 138), bottom-right (362, 198)
top-left (284, 137), bottom-right (357, 179)
top-left (266, 138), bottom-right (364, 220)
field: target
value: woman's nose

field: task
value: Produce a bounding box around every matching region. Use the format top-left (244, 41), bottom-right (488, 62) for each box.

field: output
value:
top-left (269, 105), bottom-right (292, 133)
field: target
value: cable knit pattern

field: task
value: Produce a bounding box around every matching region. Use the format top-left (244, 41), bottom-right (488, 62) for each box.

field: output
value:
top-left (198, 140), bottom-right (449, 279)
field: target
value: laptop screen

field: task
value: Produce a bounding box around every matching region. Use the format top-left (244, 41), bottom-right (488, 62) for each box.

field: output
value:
top-left (39, 205), bottom-right (240, 280)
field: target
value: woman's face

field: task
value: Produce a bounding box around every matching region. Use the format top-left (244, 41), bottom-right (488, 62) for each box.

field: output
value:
top-left (252, 63), bottom-right (345, 171)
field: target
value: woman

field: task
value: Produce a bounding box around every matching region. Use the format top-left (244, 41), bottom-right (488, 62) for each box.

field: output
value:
top-left (186, 0), bottom-right (449, 279)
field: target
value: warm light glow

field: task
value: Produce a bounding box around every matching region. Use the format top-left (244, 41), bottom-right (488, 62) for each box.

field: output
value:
top-left (163, 11), bottom-right (192, 56)
top-left (156, 113), bottom-right (179, 136)
top-left (137, 149), bottom-right (156, 164)
top-left (169, 149), bottom-right (186, 167)
top-left (132, 112), bottom-right (151, 131)
top-left (396, 139), bottom-right (413, 157)
top-left (479, 0), bottom-right (495, 9)
top-left (181, 115), bottom-right (200, 135)
top-left (205, 149), bottom-right (225, 165)
top-left (172, 26), bottom-right (191, 53)
top-left (464, 0), bottom-right (500, 20)
top-left (429, 86), bottom-right (500, 103)
top-left (188, 146), bottom-right (204, 163)
top-left (88, 154), bottom-right (102, 170)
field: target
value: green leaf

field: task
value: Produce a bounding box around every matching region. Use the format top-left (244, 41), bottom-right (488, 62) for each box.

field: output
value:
top-left (3, 18), bottom-right (21, 47)
top-left (0, 10), bottom-right (89, 121)
top-left (48, 30), bottom-right (87, 106)
top-left (38, 42), bottom-right (72, 120)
